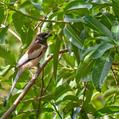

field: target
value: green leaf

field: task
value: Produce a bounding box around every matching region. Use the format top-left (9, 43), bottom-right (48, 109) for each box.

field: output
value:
top-left (112, 0), bottom-right (119, 20)
top-left (64, 1), bottom-right (92, 11)
top-left (54, 84), bottom-right (71, 100)
top-left (64, 14), bottom-right (83, 23)
top-left (103, 87), bottom-right (119, 99)
top-left (63, 53), bottom-right (75, 67)
top-left (12, 12), bottom-right (34, 45)
top-left (41, 108), bottom-right (54, 112)
top-left (100, 14), bottom-right (113, 30)
top-left (0, 65), bottom-right (11, 76)
top-left (53, 35), bottom-right (61, 79)
top-left (80, 109), bottom-right (89, 119)
top-left (31, 1), bottom-right (42, 10)
top-left (83, 16), bottom-right (113, 38)
top-left (97, 36), bottom-right (115, 44)
top-left (111, 24), bottom-right (119, 41)
top-left (92, 56), bottom-right (112, 91)
top-left (0, 26), bottom-right (8, 43)
top-left (0, 45), bottom-right (16, 65)
top-left (63, 102), bottom-right (79, 114)
top-left (81, 45), bottom-right (99, 60)
top-left (72, 44), bottom-right (80, 63)
top-left (63, 95), bottom-right (79, 101)
top-left (82, 42), bottom-right (114, 60)
top-left (64, 1), bottom-right (92, 23)
top-left (94, 106), bottom-right (119, 117)
top-left (76, 59), bottom-right (93, 81)
top-left (64, 24), bottom-right (82, 49)
top-left (58, 67), bottom-right (75, 82)
top-left (84, 82), bottom-right (94, 106)
top-left (0, 6), bottom-right (4, 25)
top-left (91, 42), bottom-right (114, 59)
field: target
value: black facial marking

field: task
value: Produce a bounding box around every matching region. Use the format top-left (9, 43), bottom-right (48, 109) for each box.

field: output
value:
top-left (36, 32), bottom-right (51, 44)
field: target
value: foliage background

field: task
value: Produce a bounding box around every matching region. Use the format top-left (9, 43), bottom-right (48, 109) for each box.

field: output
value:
top-left (0, 0), bottom-right (119, 118)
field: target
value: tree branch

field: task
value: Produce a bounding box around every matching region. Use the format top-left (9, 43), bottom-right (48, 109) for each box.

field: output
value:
top-left (9, 7), bottom-right (67, 23)
top-left (1, 49), bottom-right (68, 119)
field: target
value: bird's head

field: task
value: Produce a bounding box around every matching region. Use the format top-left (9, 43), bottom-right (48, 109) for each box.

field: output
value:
top-left (35, 32), bottom-right (51, 44)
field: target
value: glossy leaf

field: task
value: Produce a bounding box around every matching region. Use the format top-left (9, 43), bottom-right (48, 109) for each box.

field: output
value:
top-left (91, 42), bottom-right (114, 59)
top-left (31, 1), bottom-right (42, 10)
top-left (64, 14), bottom-right (83, 23)
top-left (0, 26), bottom-right (8, 43)
top-left (72, 44), bottom-right (80, 64)
top-left (0, 6), bottom-right (4, 25)
top-left (53, 35), bottom-right (61, 79)
top-left (0, 65), bottom-right (11, 76)
top-left (63, 95), bottom-right (79, 101)
top-left (112, 0), bottom-right (119, 20)
top-left (100, 14), bottom-right (113, 30)
top-left (76, 59), bottom-right (93, 81)
top-left (12, 12), bottom-right (34, 45)
top-left (0, 45), bottom-right (16, 64)
top-left (95, 106), bottom-right (119, 117)
top-left (83, 16), bottom-right (113, 38)
top-left (92, 56), bottom-right (112, 91)
top-left (64, 1), bottom-right (92, 11)
top-left (111, 24), bottom-right (119, 41)
top-left (63, 53), bottom-right (75, 67)
top-left (54, 84), bottom-right (71, 100)
top-left (64, 24), bottom-right (82, 49)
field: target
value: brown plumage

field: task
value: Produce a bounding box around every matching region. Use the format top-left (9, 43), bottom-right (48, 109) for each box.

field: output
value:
top-left (17, 32), bottom-right (50, 69)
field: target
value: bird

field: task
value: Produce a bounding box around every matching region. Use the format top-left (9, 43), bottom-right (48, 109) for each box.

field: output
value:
top-left (6, 32), bottom-right (51, 101)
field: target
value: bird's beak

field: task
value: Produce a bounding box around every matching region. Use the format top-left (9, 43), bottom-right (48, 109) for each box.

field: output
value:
top-left (46, 32), bottom-right (52, 38)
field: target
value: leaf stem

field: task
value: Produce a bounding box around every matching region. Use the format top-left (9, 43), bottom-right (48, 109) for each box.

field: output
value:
top-left (50, 101), bottom-right (62, 119)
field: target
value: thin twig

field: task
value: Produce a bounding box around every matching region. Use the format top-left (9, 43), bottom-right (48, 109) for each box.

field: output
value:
top-left (1, 49), bottom-right (68, 119)
top-left (8, 29), bottom-right (21, 42)
top-left (44, 76), bottom-right (53, 93)
top-left (50, 101), bottom-right (62, 119)
top-left (9, 7), bottom-right (67, 23)
top-left (23, 94), bottom-right (52, 103)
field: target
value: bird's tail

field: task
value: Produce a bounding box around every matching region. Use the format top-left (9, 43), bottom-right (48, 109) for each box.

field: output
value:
top-left (6, 69), bottom-right (23, 102)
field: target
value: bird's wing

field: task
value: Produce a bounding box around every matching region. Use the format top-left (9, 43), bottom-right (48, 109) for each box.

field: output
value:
top-left (28, 44), bottom-right (45, 59)
top-left (17, 44), bottom-right (47, 67)
top-left (17, 53), bottom-right (29, 67)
